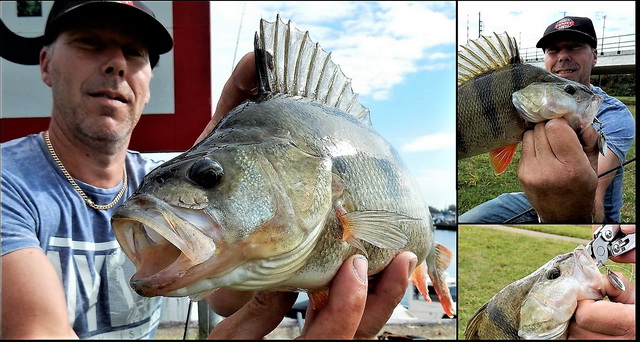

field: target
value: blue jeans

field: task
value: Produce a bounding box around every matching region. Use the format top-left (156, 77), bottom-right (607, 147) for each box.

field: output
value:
top-left (458, 192), bottom-right (539, 223)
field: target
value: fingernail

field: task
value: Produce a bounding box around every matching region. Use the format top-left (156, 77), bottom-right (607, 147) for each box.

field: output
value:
top-left (353, 255), bottom-right (368, 284)
top-left (408, 258), bottom-right (418, 278)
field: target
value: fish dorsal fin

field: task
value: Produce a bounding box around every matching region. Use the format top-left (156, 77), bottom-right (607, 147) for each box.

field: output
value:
top-left (254, 14), bottom-right (371, 123)
top-left (457, 31), bottom-right (520, 86)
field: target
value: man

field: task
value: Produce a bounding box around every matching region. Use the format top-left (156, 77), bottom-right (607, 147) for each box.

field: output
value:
top-left (459, 16), bottom-right (635, 223)
top-left (1, 1), bottom-right (412, 339)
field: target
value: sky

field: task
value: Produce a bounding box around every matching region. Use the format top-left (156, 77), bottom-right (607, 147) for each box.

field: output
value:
top-left (457, 1), bottom-right (636, 51)
top-left (210, 1), bottom-right (457, 211)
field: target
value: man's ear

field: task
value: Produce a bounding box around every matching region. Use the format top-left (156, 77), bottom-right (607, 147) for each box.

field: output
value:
top-left (592, 48), bottom-right (598, 67)
top-left (40, 48), bottom-right (53, 87)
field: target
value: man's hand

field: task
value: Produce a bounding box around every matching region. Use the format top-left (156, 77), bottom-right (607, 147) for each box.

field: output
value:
top-left (518, 118), bottom-right (600, 222)
top-left (301, 251), bottom-right (418, 339)
top-left (568, 272), bottom-right (635, 339)
top-left (207, 251), bottom-right (417, 339)
top-left (195, 52), bottom-right (257, 144)
top-left (610, 225), bottom-right (636, 263)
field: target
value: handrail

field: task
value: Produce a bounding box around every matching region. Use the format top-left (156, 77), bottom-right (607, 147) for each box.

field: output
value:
top-left (520, 33), bottom-right (635, 63)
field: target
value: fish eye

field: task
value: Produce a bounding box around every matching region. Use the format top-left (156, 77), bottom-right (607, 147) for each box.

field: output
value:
top-left (563, 84), bottom-right (576, 95)
top-left (187, 158), bottom-right (224, 188)
top-left (546, 267), bottom-right (561, 280)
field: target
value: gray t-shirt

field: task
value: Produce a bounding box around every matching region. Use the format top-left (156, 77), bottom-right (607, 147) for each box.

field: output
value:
top-left (2, 133), bottom-right (165, 339)
top-left (591, 85), bottom-right (636, 221)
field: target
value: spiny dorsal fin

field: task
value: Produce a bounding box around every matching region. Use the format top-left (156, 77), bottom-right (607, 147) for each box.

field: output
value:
top-left (254, 14), bottom-right (371, 122)
top-left (457, 31), bottom-right (520, 86)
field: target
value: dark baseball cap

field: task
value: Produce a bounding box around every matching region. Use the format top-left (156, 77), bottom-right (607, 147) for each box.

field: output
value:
top-left (44, 1), bottom-right (173, 67)
top-left (536, 16), bottom-right (597, 50)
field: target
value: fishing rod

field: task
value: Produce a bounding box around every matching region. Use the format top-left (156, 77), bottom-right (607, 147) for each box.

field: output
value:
top-left (504, 157), bottom-right (636, 223)
top-left (183, 300), bottom-right (192, 340)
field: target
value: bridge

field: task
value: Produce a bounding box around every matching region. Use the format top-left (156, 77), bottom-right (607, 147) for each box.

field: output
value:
top-left (521, 33), bottom-right (635, 75)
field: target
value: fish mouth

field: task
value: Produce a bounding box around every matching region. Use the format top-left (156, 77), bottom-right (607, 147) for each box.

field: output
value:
top-left (111, 194), bottom-right (228, 296)
top-left (572, 245), bottom-right (606, 298)
top-left (112, 193), bottom-right (329, 298)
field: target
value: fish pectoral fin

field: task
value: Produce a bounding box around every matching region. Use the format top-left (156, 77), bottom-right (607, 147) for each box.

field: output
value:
top-left (308, 289), bottom-right (330, 311)
top-left (489, 144), bottom-right (518, 175)
top-left (338, 210), bottom-right (415, 250)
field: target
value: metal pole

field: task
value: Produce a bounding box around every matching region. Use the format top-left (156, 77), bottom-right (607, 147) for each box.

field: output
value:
top-left (466, 14), bottom-right (469, 44)
top-left (197, 300), bottom-right (224, 339)
top-left (601, 15), bottom-right (606, 55)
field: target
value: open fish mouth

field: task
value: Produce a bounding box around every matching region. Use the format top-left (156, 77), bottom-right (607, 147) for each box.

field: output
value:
top-left (111, 194), bottom-right (226, 296)
top-left (112, 192), bottom-right (331, 298)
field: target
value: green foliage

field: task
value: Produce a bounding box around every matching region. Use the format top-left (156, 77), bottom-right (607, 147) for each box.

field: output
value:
top-left (591, 74), bottom-right (635, 97)
top-left (16, 1), bottom-right (42, 16)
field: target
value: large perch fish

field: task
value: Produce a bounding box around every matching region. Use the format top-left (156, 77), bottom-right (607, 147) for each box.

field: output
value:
top-left (465, 245), bottom-right (605, 340)
top-left (111, 15), bottom-right (456, 317)
top-left (457, 32), bottom-right (604, 175)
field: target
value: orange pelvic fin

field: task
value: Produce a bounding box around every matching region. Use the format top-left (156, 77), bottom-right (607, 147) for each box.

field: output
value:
top-left (308, 289), bottom-right (330, 311)
top-left (409, 262), bottom-right (431, 303)
top-left (429, 243), bottom-right (456, 317)
top-left (489, 143), bottom-right (518, 175)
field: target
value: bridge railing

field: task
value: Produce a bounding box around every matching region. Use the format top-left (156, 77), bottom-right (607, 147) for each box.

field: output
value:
top-left (521, 33), bottom-right (635, 63)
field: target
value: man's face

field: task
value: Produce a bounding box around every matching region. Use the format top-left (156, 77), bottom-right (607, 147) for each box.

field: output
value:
top-left (41, 22), bottom-right (153, 153)
top-left (543, 40), bottom-right (597, 87)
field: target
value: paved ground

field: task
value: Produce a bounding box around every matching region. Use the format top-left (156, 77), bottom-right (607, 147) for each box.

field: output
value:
top-left (474, 225), bottom-right (591, 244)
top-left (156, 296), bottom-right (457, 339)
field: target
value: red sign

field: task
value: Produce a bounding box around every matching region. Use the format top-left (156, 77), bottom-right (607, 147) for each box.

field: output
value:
top-left (0, 2), bottom-right (211, 152)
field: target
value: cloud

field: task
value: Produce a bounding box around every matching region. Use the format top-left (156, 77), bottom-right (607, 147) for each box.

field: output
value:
top-left (402, 132), bottom-right (456, 152)
top-left (457, 1), bottom-right (636, 50)
top-left (211, 1), bottom-right (456, 103)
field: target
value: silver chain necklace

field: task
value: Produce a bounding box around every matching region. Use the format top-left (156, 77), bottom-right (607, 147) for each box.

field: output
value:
top-left (43, 130), bottom-right (127, 210)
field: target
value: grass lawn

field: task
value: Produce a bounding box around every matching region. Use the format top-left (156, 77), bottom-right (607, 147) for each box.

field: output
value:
top-left (458, 97), bottom-right (636, 223)
top-left (457, 225), bottom-right (635, 339)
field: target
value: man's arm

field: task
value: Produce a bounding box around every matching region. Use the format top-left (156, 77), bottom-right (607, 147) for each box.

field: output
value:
top-left (206, 289), bottom-right (255, 317)
top-left (593, 148), bottom-right (622, 221)
top-left (2, 248), bottom-right (78, 339)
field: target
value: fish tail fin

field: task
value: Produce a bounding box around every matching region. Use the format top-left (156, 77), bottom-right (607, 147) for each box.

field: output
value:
top-left (425, 243), bottom-right (457, 318)
top-left (410, 262), bottom-right (432, 303)
top-left (308, 289), bottom-right (329, 311)
top-left (489, 143), bottom-right (518, 175)
top-left (255, 14), bottom-right (371, 122)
